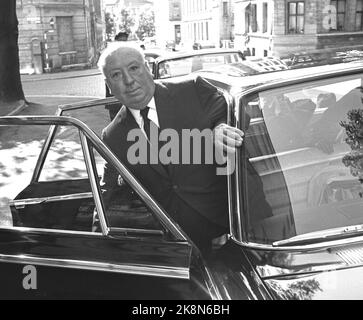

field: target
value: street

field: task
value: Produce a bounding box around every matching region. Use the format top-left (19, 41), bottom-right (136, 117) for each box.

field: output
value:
top-left (21, 68), bottom-right (106, 110)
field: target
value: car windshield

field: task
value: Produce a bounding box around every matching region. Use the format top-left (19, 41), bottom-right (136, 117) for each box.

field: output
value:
top-left (240, 73), bottom-right (363, 245)
top-left (157, 52), bottom-right (244, 78)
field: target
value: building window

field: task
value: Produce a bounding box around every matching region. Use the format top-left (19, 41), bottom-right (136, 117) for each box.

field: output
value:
top-left (263, 2), bottom-right (268, 33)
top-left (330, 0), bottom-right (346, 31)
top-left (206, 21), bottom-right (209, 40)
top-left (264, 50), bottom-right (268, 57)
top-left (251, 4), bottom-right (258, 32)
top-left (287, 1), bottom-right (305, 34)
top-left (356, 0), bottom-right (363, 31)
top-left (223, 1), bottom-right (228, 17)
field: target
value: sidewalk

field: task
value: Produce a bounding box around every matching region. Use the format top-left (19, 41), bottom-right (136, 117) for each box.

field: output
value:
top-left (21, 66), bottom-right (101, 82)
top-left (0, 67), bottom-right (103, 117)
top-left (0, 100), bottom-right (28, 117)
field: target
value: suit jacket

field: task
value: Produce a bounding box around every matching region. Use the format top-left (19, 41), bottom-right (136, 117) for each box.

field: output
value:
top-left (101, 76), bottom-right (229, 227)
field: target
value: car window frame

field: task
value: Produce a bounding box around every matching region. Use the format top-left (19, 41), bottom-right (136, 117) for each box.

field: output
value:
top-left (0, 111), bottom-right (187, 242)
top-left (230, 65), bottom-right (363, 251)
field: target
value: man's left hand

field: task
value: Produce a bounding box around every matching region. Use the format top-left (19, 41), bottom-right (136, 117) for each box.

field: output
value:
top-left (214, 123), bottom-right (244, 156)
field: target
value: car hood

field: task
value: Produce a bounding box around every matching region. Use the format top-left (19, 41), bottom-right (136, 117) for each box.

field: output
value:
top-left (263, 265), bottom-right (363, 299)
top-left (244, 241), bottom-right (363, 299)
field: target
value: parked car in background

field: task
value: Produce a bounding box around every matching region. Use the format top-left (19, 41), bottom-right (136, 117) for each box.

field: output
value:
top-left (192, 40), bottom-right (216, 50)
top-left (1, 61), bottom-right (363, 299)
top-left (283, 47), bottom-right (363, 70)
top-left (147, 48), bottom-right (246, 79)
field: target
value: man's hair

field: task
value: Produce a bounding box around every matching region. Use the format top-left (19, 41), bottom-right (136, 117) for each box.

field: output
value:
top-left (97, 42), bottom-right (145, 78)
top-left (114, 31), bottom-right (129, 41)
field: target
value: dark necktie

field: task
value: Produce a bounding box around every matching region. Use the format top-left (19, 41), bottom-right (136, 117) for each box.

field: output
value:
top-left (140, 106), bottom-right (169, 174)
top-left (140, 106), bottom-right (151, 140)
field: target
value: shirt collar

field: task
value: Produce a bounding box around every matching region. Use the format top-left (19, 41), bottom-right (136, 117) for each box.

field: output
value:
top-left (128, 96), bottom-right (159, 128)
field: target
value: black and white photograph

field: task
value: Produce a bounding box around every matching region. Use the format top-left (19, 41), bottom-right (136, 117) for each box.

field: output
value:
top-left (1, 0), bottom-right (363, 303)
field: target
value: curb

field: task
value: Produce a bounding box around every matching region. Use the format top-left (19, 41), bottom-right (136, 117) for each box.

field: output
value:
top-left (5, 100), bottom-right (28, 116)
top-left (21, 70), bottom-right (102, 83)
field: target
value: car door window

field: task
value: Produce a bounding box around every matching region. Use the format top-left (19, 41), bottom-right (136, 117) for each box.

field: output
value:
top-left (0, 124), bottom-right (97, 233)
top-left (241, 74), bottom-right (363, 244)
top-left (39, 125), bottom-right (88, 181)
top-left (90, 147), bottom-right (164, 235)
top-left (60, 101), bottom-right (178, 239)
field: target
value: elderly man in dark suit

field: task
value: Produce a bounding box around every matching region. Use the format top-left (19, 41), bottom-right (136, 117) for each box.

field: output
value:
top-left (98, 42), bottom-right (244, 254)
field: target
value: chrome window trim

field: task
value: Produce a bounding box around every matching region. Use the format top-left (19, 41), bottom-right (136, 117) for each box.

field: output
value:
top-left (0, 254), bottom-right (190, 280)
top-left (230, 235), bottom-right (363, 253)
top-left (0, 226), bottom-right (103, 237)
top-left (0, 116), bottom-right (187, 241)
top-left (109, 227), bottom-right (164, 237)
top-left (80, 132), bottom-right (109, 236)
top-left (31, 108), bottom-right (62, 183)
top-left (155, 50), bottom-right (244, 65)
top-left (218, 89), bottom-right (237, 239)
top-left (9, 192), bottom-right (93, 209)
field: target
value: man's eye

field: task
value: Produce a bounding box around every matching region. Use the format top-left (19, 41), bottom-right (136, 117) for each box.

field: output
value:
top-left (111, 72), bottom-right (121, 80)
top-left (130, 65), bottom-right (139, 72)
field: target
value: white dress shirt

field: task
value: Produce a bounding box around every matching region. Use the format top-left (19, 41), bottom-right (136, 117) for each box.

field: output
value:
top-left (128, 97), bottom-right (160, 138)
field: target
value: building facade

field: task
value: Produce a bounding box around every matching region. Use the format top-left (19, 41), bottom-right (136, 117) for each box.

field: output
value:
top-left (153, 0), bottom-right (182, 47)
top-left (179, 0), bottom-right (234, 48)
top-left (234, 0), bottom-right (363, 58)
top-left (16, 0), bottom-right (105, 74)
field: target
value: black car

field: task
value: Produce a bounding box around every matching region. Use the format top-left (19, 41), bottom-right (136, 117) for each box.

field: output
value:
top-left (1, 61), bottom-right (363, 299)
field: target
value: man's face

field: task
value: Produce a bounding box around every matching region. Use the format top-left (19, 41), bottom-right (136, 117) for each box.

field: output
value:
top-left (104, 47), bottom-right (155, 109)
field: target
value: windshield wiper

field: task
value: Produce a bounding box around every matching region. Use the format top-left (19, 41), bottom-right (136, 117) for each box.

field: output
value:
top-left (273, 224), bottom-right (363, 247)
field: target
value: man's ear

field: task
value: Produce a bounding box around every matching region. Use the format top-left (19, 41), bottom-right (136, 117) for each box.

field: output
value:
top-left (105, 80), bottom-right (111, 92)
top-left (145, 61), bottom-right (151, 71)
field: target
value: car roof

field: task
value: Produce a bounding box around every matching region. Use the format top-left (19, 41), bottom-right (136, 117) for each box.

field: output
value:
top-left (192, 60), bottom-right (363, 93)
top-left (144, 48), bottom-right (173, 57)
top-left (153, 48), bottom-right (244, 62)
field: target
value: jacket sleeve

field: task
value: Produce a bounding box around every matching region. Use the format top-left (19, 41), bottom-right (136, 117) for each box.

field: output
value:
top-left (194, 76), bottom-right (228, 128)
top-left (195, 76), bottom-right (251, 130)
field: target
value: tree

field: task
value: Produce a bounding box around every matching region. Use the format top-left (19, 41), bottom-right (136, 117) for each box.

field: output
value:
top-left (0, 0), bottom-right (25, 108)
top-left (105, 12), bottom-right (116, 41)
top-left (118, 8), bottom-right (136, 35)
top-left (341, 108), bottom-right (363, 189)
top-left (136, 9), bottom-right (155, 40)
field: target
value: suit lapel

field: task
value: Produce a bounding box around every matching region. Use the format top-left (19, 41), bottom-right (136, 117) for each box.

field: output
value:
top-left (120, 100), bottom-right (169, 180)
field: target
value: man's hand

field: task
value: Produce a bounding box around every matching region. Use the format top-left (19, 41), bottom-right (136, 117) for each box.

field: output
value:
top-left (214, 123), bottom-right (244, 156)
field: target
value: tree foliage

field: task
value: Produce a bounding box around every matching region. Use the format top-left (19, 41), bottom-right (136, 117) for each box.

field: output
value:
top-left (118, 8), bottom-right (136, 35)
top-left (105, 12), bottom-right (116, 41)
top-left (0, 0), bottom-right (25, 105)
top-left (136, 9), bottom-right (155, 40)
top-left (341, 108), bottom-right (363, 186)
top-left (108, 6), bottom-right (155, 41)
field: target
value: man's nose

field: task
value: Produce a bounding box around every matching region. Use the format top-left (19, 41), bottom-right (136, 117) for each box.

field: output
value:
top-left (122, 71), bottom-right (134, 85)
